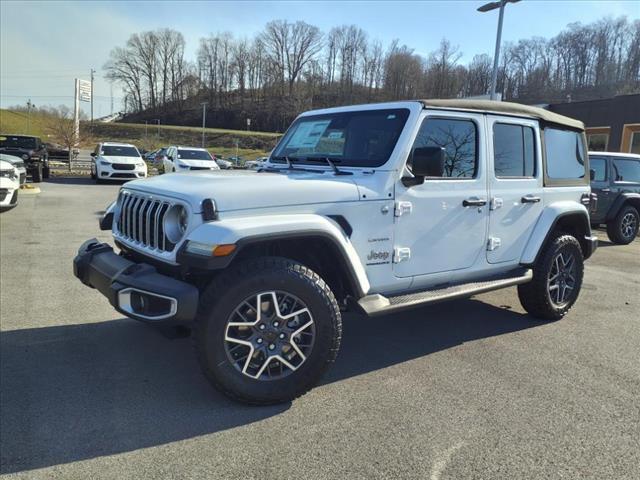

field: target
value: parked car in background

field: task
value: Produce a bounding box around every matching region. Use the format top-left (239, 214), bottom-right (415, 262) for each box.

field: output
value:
top-left (90, 142), bottom-right (147, 183)
top-left (44, 142), bottom-right (70, 161)
top-left (245, 156), bottom-right (269, 170)
top-left (0, 153), bottom-right (27, 185)
top-left (162, 146), bottom-right (220, 173)
top-left (144, 149), bottom-right (159, 161)
top-left (0, 159), bottom-right (20, 211)
top-left (215, 157), bottom-right (233, 169)
top-left (152, 147), bottom-right (169, 167)
top-left (0, 134), bottom-right (49, 182)
top-left (589, 151), bottom-right (640, 244)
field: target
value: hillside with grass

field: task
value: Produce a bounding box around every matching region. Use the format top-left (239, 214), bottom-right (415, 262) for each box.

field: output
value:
top-left (1, 109), bottom-right (280, 161)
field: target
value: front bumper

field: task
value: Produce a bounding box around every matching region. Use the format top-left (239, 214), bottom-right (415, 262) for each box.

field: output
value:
top-left (73, 239), bottom-right (199, 323)
top-left (98, 163), bottom-right (147, 180)
top-left (584, 235), bottom-right (598, 260)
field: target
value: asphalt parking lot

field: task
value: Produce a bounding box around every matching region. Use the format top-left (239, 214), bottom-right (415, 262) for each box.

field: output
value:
top-left (1, 178), bottom-right (639, 479)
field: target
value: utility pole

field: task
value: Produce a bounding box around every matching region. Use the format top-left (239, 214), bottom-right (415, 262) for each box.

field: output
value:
top-left (90, 68), bottom-right (96, 123)
top-left (26, 99), bottom-right (33, 133)
top-left (144, 120), bottom-right (148, 139)
top-left (153, 119), bottom-right (160, 139)
top-left (477, 0), bottom-right (520, 100)
top-left (110, 81), bottom-right (114, 116)
top-left (201, 102), bottom-right (208, 148)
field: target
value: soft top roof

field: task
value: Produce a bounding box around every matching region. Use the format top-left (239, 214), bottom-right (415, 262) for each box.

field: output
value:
top-left (418, 99), bottom-right (584, 131)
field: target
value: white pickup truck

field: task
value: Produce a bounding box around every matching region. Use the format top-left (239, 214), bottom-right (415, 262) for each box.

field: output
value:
top-left (74, 99), bottom-right (597, 404)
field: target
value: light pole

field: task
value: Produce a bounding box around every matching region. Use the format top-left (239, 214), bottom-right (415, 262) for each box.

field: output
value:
top-left (152, 119), bottom-right (160, 139)
top-left (201, 102), bottom-right (208, 148)
top-left (144, 120), bottom-right (148, 139)
top-left (477, 0), bottom-right (521, 100)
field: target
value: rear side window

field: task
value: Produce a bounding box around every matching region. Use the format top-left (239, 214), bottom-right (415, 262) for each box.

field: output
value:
top-left (545, 128), bottom-right (586, 179)
top-left (493, 123), bottom-right (535, 177)
top-left (612, 159), bottom-right (640, 182)
top-left (589, 157), bottom-right (607, 182)
top-left (412, 117), bottom-right (478, 178)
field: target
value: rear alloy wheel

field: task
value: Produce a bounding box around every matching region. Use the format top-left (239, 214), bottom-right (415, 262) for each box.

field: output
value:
top-left (194, 257), bottom-right (341, 405)
top-left (518, 234), bottom-right (584, 320)
top-left (607, 205), bottom-right (639, 245)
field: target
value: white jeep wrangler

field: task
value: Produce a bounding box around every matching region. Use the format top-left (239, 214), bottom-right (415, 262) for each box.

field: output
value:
top-left (74, 100), bottom-right (598, 404)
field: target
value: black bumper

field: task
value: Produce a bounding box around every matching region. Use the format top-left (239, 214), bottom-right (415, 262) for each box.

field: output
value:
top-left (73, 239), bottom-right (199, 323)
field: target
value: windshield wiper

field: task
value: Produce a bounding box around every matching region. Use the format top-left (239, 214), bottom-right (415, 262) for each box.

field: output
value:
top-left (300, 157), bottom-right (352, 176)
top-left (264, 156), bottom-right (317, 173)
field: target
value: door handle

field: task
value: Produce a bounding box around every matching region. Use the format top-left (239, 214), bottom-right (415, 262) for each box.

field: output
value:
top-left (521, 195), bottom-right (541, 204)
top-left (462, 197), bottom-right (487, 207)
top-left (601, 188), bottom-right (611, 193)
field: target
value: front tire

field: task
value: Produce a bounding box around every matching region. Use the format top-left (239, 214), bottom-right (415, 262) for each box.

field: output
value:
top-left (31, 164), bottom-right (42, 183)
top-left (194, 257), bottom-right (342, 405)
top-left (518, 234), bottom-right (584, 321)
top-left (606, 205), bottom-right (639, 245)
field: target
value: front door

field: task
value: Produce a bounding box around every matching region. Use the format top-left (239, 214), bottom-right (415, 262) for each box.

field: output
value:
top-left (486, 116), bottom-right (543, 264)
top-left (393, 111), bottom-right (489, 278)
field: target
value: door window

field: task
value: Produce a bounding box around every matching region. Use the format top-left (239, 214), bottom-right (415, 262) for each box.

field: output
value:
top-left (589, 157), bottom-right (607, 182)
top-left (612, 159), bottom-right (640, 183)
top-left (411, 117), bottom-right (477, 178)
top-left (493, 123), bottom-right (536, 177)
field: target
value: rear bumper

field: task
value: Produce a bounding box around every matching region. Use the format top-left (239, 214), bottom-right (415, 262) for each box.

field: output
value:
top-left (584, 235), bottom-right (598, 260)
top-left (73, 239), bottom-right (199, 323)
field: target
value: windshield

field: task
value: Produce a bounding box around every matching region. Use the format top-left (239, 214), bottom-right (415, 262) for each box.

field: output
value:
top-left (102, 145), bottom-right (139, 157)
top-left (0, 136), bottom-right (37, 149)
top-left (178, 149), bottom-right (213, 161)
top-left (272, 108), bottom-right (409, 168)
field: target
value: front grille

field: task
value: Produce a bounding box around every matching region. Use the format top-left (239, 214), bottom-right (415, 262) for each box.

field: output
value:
top-left (111, 173), bottom-right (136, 178)
top-left (115, 192), bottom-right (175, 252)
top-left (189, 166), bottom-right (211, 171)
top-left (113, 163), bottom-right (136, 170)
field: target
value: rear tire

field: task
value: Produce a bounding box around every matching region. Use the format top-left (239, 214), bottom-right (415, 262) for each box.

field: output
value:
top-left (193, 256), bottom-right (342, 405)
top-left (31, 164), bottom-right (42, 183)
top-left (518, 234), bottom-right (584, 321)
top-left (606, 205), bottom-right (639, 245)
top-left (42, 164), bottom-right (50, 179)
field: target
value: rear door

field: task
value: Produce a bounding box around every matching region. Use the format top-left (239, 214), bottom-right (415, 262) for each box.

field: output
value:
top-left (486, 116), bottom-right (543, 264)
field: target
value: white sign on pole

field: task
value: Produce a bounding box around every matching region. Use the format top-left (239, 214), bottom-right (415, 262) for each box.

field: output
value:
top-left (78, 79), bottom-right (92, 102)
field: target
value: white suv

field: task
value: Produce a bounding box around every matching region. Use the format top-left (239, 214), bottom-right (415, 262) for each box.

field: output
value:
top-left (91, 142), bottom-right (147, 183)
top-left (0, 159), bottom-right (20, 211)
top-left (162, 146), bottom-right (220, 173)
top-left (75, 99), bottom-right (598, 405)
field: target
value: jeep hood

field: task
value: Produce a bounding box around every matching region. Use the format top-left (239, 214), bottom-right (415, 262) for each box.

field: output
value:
top-left (123, 170), bottom-right (360, 212)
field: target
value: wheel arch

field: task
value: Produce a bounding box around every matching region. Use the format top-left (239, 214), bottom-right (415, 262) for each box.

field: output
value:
top-left (521, 203), bottom-right (593, 265)
top-left (605, 193), bottom-right (640, 222)
top-left (182, 214), bottom-right (370, 301)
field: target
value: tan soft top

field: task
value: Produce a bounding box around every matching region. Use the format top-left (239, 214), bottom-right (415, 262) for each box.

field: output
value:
top-left (418, 99), bottom-right (584, 131)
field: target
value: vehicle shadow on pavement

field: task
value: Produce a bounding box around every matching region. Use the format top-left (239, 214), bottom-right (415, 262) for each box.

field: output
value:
top-left (325, 298), bottom-right (538, 384)
top-left (0, 319), bottom-right (289, 474)
top-left (44, 177), bottom-right (95, 185)
top-left (0, 298), bottom-right (537, 474)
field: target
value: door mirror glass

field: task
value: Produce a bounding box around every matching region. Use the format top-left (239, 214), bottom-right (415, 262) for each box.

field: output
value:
top-left (412, 146), bottom-right (445, 177)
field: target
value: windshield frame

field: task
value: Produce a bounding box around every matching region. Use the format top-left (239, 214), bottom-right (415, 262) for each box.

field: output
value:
top-left (271, 108), bottom-right (411, 168)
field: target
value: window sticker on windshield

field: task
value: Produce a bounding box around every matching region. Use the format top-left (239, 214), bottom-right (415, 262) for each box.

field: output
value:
top-left (328, 131), bottom-right (343, 139)
top-left (287, 120), bottom-right (331, 149)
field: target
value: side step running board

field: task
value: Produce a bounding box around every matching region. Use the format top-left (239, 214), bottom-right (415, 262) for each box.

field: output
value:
top-left (357, 269), bottom-right (533, 316)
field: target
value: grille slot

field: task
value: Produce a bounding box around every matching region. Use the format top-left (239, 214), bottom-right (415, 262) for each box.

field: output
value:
top-left (116, 192), bottom-right (175, 252)
top-left (112, 163), bottom-right (136, 170)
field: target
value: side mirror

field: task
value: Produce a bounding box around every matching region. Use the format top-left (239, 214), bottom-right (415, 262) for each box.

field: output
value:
top-left (589, 169), bottom-right (595, 181)
top-left (404, 147), bottom-right (445, 186)
top-left (168, 155), bottom-right (174, 161)
top-left (90, 152), bottom-right (96, 157)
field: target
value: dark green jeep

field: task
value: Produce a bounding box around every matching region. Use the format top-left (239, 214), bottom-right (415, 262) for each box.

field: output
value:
top-left (589, 152), bottom-right (640, 244)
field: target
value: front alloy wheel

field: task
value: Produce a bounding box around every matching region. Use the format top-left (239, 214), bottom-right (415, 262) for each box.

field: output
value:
top-left (194, 257), bottom-right (341, 405)
top-left (607, 205), bottom-right (639, 245)
top-left (224, 291), bottom-right (315, 380)
top-left (547, 251), bottom-right (577, 307)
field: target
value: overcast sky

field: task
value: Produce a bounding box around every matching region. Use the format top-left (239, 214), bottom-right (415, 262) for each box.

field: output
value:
top-left (1, 0), bottom-right (638, 116)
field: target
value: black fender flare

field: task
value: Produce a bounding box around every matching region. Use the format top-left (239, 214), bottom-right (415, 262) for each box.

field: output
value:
top-left (605, 193), bottom-right (640, 222)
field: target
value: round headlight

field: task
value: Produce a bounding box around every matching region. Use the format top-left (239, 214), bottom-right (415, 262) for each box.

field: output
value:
top-left (163, 204), bottom-right (188, 243)
top-left (21, 154), bottom-right (29, 160)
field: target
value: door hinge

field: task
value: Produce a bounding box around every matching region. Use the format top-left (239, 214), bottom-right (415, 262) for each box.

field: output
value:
top-left (393, 247), bottom-right (411, 263)
top-left (490, 197), bottom-right (503, 210)
top-left (395, 201), bottom-right (413, 217)
top-left (487, 237), bottom-right (501, 251)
